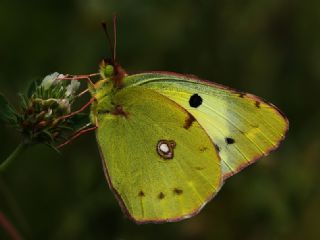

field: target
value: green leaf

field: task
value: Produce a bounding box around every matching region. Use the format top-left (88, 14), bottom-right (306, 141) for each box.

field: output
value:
top-left (0, 93), bottom-right (17, 124)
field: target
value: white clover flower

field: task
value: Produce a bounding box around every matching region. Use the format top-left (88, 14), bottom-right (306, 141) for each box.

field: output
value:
top-left (41, 72), bottom-right (60, 90)
top-left (57, 74), bottom-right (66, 79)
top-left (57, 99), bottom-right (71, 113)
top-left (65, 81), bottom-right (80, 97)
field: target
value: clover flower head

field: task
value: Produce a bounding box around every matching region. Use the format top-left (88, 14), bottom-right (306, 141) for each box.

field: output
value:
top-left (41, 72), bottom-right (60, 90)
top-left (65, 81), bottom-right (81, 97)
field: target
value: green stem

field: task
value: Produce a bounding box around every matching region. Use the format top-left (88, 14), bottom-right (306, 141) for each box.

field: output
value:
top-left (0, 143), bottom-right (27, 172)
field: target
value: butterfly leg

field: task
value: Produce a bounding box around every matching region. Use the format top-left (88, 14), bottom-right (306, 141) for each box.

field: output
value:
top-left (57, 124), bottom-right (98, 148)
top-left (75, 88), bottom-right (90, 98)
top-left (57, 73), bottom-right (99, 89)
top-left (57, 116), bottom-right (99, 149)
top-left (58, 74), bottom-right (100, 98)
top-left (53, 75), bottom-right (99, 148)
top-left (56, 97), bottom-right (96, 122)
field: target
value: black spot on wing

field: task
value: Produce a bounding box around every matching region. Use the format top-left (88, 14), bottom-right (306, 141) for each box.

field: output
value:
top-left (255, 101), bottom-right (261, 108)
top-left (158, 192), bottom-right (165, 199)
top-left (138, 191), bottom-right (145, 197)
top-left (195, 166), bottom-right (205, 170)
top-left (199, 146), bottom-right (208, 152)
top-left (225, 137), bottom-right (235, 144)
top-left (189, 94), bottom-right (202, 108)
top-left (173, 188), bottom-right (183, 195)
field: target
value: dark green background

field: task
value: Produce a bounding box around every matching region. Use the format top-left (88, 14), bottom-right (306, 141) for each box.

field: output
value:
top-left (1, 0), bottom-right (319, 239)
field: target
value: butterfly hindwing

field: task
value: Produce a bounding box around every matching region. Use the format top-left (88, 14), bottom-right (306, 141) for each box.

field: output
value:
top-left (122, 72), bottom-right (289, 179)
top-left (94, 86), bottom-right (221, 223)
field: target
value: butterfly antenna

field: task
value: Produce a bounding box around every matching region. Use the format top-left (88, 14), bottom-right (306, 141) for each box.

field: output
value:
top-left (101, 21), bottom-right (115, 63)
top-left (113, 14), bottom-right (117, 64)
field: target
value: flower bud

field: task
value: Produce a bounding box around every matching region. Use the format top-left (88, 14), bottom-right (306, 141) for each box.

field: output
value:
top-left (41, 72), bottom-right (60, 90)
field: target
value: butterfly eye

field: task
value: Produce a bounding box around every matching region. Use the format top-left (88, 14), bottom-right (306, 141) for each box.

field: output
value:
top-left (157, 140), bottom-right (176, 160)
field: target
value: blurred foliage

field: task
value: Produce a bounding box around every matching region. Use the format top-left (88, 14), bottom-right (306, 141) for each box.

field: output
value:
top-left (0, 0), bottom-right (320, 239)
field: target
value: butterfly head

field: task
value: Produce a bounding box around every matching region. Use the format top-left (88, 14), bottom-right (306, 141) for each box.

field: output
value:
top-left (99, 58), bottom-right (115, 79)
top-left (89, 59), bottom-right (127, 111)
top-left (99, 58), bottom-right (127, 89)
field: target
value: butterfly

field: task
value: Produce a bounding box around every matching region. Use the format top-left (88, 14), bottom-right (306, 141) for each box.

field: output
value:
top-left (83, 58), bottom-right (289, 223)
top-left (57, 17), bottom-right (288, 223)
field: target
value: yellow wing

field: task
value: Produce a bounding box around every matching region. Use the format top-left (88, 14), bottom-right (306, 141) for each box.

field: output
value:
top-left (122, 72), bottom-right (289, 179)
top-left (94, 87), bottom-right (222, 223)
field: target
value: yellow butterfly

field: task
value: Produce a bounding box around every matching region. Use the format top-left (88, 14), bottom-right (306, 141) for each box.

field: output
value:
top-left (86, 58), bottom-right (289, 223)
